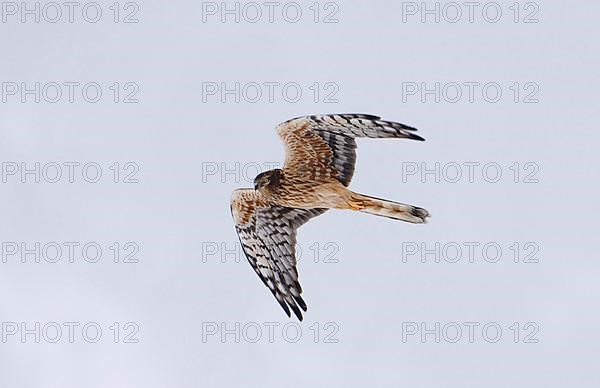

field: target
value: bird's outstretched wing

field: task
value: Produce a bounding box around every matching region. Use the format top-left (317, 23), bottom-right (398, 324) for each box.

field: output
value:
top-left (231, 189), bottom-right (326, 321)
top-left (277, 113), bottom-right (424, 186)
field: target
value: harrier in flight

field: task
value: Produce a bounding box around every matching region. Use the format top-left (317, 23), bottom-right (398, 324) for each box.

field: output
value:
top-left (231, 114), bottom-right (429, 320)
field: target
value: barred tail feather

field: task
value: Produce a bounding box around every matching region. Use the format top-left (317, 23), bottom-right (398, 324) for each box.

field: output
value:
top-left (350, 193), bottom-right (430, 224)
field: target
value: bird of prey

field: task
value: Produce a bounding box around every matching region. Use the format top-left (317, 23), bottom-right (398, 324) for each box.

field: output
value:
top-left (230, 114), bottom-right (429, 320)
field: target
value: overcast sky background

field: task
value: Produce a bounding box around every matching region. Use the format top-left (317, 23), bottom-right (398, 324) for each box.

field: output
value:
top-left (1, 0), bottom-right (599, 387)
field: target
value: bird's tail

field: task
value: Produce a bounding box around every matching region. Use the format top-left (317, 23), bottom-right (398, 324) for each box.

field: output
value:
top-left (348, 192), bottom-right (430, 224)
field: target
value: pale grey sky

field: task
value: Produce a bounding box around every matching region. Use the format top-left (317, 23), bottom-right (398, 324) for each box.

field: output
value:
top-left (1, 1), bottom-right (599, 387)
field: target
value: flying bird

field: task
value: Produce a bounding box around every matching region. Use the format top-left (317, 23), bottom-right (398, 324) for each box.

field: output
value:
top-left (230, 114), bottom-right (429, 320)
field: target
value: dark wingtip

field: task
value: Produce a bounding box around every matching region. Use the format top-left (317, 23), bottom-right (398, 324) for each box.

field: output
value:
top-left (283, 307), bottom-right (291, 318)
top-left (293, 295), bottom-right (308, 312)
top-left (400, 124), bottom-right (419, 132)
top-left (334, 113), bottom-right (381, 119)
top-left (275, 295), bottom-right (291, 318)
top-left (408, 133), bottom-right (426, 141)
top-left (289, 302), bottom-right (304, 322)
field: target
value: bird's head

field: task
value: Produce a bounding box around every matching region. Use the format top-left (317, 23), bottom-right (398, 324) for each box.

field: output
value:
top-left (254, 169), bottom-right (282, 191)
